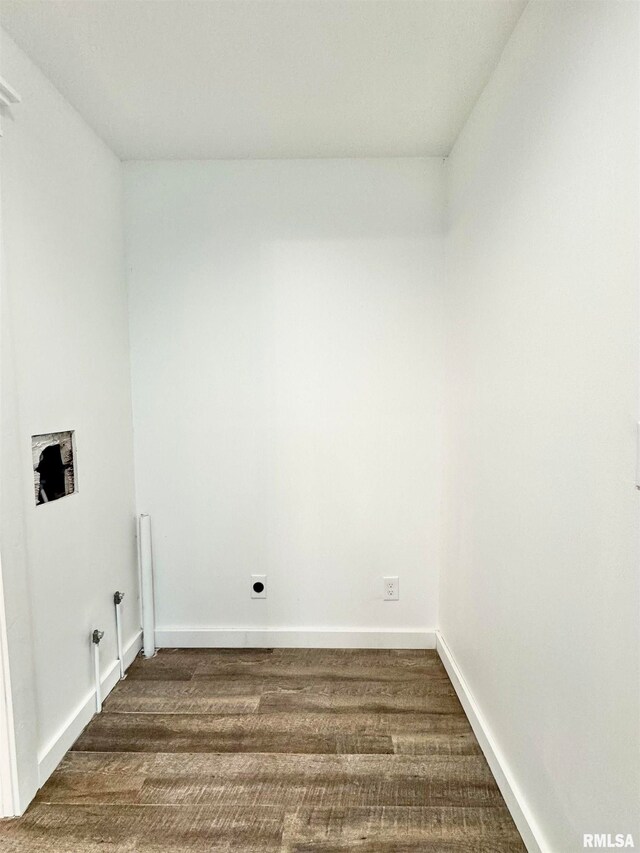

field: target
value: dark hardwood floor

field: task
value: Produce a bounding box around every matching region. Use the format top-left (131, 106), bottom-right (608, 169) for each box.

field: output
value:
top-left (0, 648), bottom-right (526, 851)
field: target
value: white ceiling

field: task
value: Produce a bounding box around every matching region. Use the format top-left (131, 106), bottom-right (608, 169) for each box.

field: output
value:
top-left (0, 0), bottom-right (526, 161)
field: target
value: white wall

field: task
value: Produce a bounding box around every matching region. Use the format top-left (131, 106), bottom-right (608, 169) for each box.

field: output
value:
top-left (125, 159), bottom-right (445, 644)
top-left (442, 2), bottom-right (639, 850)
top-left (0, 29), bottom-right (139, 796)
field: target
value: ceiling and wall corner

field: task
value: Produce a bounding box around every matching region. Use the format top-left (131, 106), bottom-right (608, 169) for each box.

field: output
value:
top-left (0, 0), bottom-right (526, 161)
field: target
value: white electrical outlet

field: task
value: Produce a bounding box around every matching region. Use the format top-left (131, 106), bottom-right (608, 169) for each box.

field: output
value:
top-left (251, 574), bottom-right (267, 599)
top-left (384, 576), bottom-right (399, 601)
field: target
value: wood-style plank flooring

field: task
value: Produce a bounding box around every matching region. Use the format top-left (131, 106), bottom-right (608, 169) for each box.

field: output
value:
top-left (0, 648), bottom-right (526, 851)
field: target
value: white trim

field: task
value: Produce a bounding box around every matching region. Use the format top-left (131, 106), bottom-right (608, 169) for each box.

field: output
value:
top-left (37, 631), bottom-right (142, 787)
top-left (435, 631), bottom-right (549, 853)
top-left (0, 559), bottom-right (19, 817)
top-left (156, 628), bottom-right (436, 650)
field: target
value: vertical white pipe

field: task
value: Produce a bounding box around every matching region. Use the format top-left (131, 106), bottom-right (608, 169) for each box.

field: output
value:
top-left (114, 592), bottom-right (125, 679)
top-left (139, 514), bottom-right (156, 658)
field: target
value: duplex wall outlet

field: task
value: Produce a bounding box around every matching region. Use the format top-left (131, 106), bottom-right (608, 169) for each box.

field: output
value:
top-left (384, 576), bottom-right (399, 601)
top-left (251, 574), bottom-right (267, 599)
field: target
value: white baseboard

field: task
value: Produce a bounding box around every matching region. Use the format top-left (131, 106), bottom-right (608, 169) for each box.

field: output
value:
top-left (155, 628), bottom-right (436, 650)
top-left (37, 631), bottom-right (142, 786)
top-left (435, 631), bottom-right (548, 853)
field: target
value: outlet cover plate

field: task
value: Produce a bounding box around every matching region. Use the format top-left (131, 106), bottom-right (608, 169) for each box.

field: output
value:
top-left (383, 576), bottom-right (399, 601)
top-left (251, 574), bottom-right (267, 599)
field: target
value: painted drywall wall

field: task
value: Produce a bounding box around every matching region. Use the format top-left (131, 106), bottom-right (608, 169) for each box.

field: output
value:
top-left (0, 29), bottom-right (139, 782)
top-left (0, 128), bottom-right (38, 812)
top-left (442, 2), bottom-right (639, 850)
top-left (125, 159), bottom-right (445, 642)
